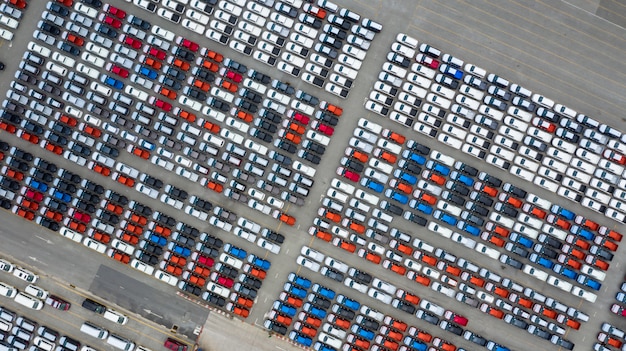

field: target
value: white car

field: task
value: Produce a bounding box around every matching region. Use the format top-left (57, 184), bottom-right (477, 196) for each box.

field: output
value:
top-left (300, 245), bottom-right (324, 262)
top-left (296, 255), bottom-right (321, 272)
top-left (547, 275), bottom-right (573, 292)
top-left (325, 256), bottom-right (349, 273)
top-left (154, 270), bottom-right (178, 286)
top-left (257, 238), bottom-right (280, 254)
top-left (182, 19), bottom-right (205, 34)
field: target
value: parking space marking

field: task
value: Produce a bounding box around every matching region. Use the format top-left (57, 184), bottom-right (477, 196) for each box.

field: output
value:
top-left (408, 4), bottom-right (625, 116)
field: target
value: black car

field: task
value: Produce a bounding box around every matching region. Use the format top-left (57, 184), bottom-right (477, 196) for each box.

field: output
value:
top-left (138, 252), bottom-right (159, 265)
top-left (241, 90), bottom-right (262, 103)
top-left (276, 140), bottom-right (297, 154)
top-left (506, 316), bottom-right (528, 329)
top-left (82, 181), bottom-right (104, 195)
top-left (38, 218), bottom-right (60, 231)
top-left (173, 234), bottom-right (194, 248)
top-left (166, 67), bottom-right (185, 81)
top-left (74, 200), bottom-right (96, 214)
top-left (192, 197), bottom-right (212, 211)
top-left (308, 295), bottom-right (330, 309)
top-left (442, 191), bottom-right (465, 206)
top-left (39, 21), bottom-right (61, 35)
top-left (1, 178), bottom-right (19, 191)
top-left (0, 199), bottom-right (11, 210)
top-left (97, 23), bottom-right (117, 38)
top-left (255, 120), bottom-right (277, 134)
top-left (322, 268), bottom-right (343, 282)
top-left (48, 3), bottom-right (70, 16)
top-left (81, 298), bottom-right (105, 314)
top-left (405, 212), bottom-right (427, 226)
top-left (174, 47), bottom-right (194, 62)
top-left (22, 122), bottom-right (44, 135)
top-left (82, 0), bottom-right (103, 7)
top-left (79, 191), bottom-right (99, 204)
top-left (201, 234), bottom-right (223, 248)
top-left (252, 129), bottom-right (272, 143)
top-left (58, 42), bottom-right (80, 56)
top-left (303, 140), bottom-right (325, 155)
top-left (272, 80), bottom-right (294, 95)
top-left (70, 142), bottom-right (91, 157)
top-left (356, 317), bottom-right (379, 331)
top-left (299, 151), bottom-right (320, 165)
top-left (417, 311), bottom-right (438, 325)
top-left (187, 88), bottom-right (206, 101)
top-left (382, 202), bottom-right (403, 216)
top-left (167, 186), bottom-right (188, 200)
top-left (162, 77), bottom-right (182, 90)
top-left (259, 109), bottom-right (281, 124)
top-left (399, 159), bottom-right (421, 175)
top-left (131, 202), bottom-right (152, 216)
top-left (227, 59), bottom-right (247, 74)
top-left (177, 224), bottom-right (198, 237)
top-left (194, 68), bottom-right (214, 81)
top-left (179, 283), bottom-right (201, 296)
top-left (203, 292), bottom-right (226, 307)
top-left (265, 321), bottom-right (287, 335)
top-left (503, 183), bottom-right (527, 198)
top-left (236, 99), bottom-right (258, 113)
top-left (11, 148), bottom-right (33, 162)
top-left (534, 244), bottom-right (557, 259)
top-left (447, 182), bottom-right (470, 196)
top-left (216, 263), bottom-right (238, 279)
top-left (470, 192), bottom-right (493, 207)
top-left (197, 244), bottom-right (219, 258)
top-left (350, 269), bottom-right (372, 284)
top-left (342, 158), bottom-right (364, 172)
top-left (394, 301), bottom-right (416, 314)
top-left (479, 172), bottom-right (502, 187)
top-left (2, 111), bottom-right (22, 124)
top-left (248, 69), bottom-right (269, 83)
top-left (262, 230), bottom-right (284, 244)
top-left (332, 305), bottom-right (355, 320)
top-left (235, 284), bottom-right (257, 298)
top-left (495, 203), bottom-right (518, 218)
top-left (45, 199), bottom-right (67, 212)
top-left (208, 97), bottom-right (229, 112)
top-left (8, 158), bottom-right (28, 172)
top-left (130, 15), bottom-right (150, 30)
top-left (100, 211), bottom-right (119, 225)
top-left (59, 170), bottom-right (81, 184)
top-left (107, 191), bottom-right (128, 206)
top-left (316, 112), bottom-right (338, 126)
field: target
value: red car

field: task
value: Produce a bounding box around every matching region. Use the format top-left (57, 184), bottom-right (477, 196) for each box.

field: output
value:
top-left (532, 117), bottom-right (556, 133)
top-left (603, 149), bottom-right (626, 165)
top-left (102, 15), bottom-right (122, 29)
top-left (104, 4), bottom-right (126, 19)
top-left (124, 36), bottom-right (142, 49)
top-left (73, 211), bottom-right (91, 223)
top-left (337, 166), bottom-right (360, 182)
top-left (164, 338), bottom-right (187, 351)
top-left (225, 70), bottom-right (242, 83)
top-left (148, 47), bottom-right (166, 60)
top-left (292, 112), bottom-right (310, 125)
top-left (109, 65), bottom-right (129, 78)
top-left (195, 254), bottom-right (214, 268)
top-left (417, 53), bottom-right (439, 69)
top-left (211, 272), bottom-right (234, 288)
top-left (314, 121), bottom-right (334, 136)
top-left (178, 38), bottom-right (199, 52)
top-left (154, 99), bottom-right (172, 111)
top-left (444, 311), bottom-right (468, 326)
top-left (25, 189), bottom-right (44, 202)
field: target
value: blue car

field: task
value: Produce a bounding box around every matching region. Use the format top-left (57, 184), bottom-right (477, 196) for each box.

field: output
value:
top-left (28, 179), bottom-right (48, 192)
top-left (560, 267), bottom-right (578, 280)
top-left (138, 66), bottom-right (158, 80)
top-left (337, 294), bottom-right (360, 310)
top-left (148, 234), bottom-right (167, 246)
top-left (394, 170), bottom-right (417, 185)
top-left (442, 64), bottom-right (463, 79)
top-left (452, 171), bottom-right (474, 186)
top-left (430, 162), bottom-right (450, 176)
top-left (288, 272), bottom-right (311, 289)
top-left (403, 337), bottom-right (427, 351)
top-left (362, 178), bottom-right (384, 193)
top-left (403, 151), bottom-right (426, 165)
top-left (457, 221), bottom-right (480, 236)
top-left (289, 331), bottom-right (312, 347)
top-left (550, 205), bottom-right (575, 220)
top-left (170, 244), bottom-right (191, 258)
top-left (249, 255), bottom-right (271, 270)
top-left (274, 301), bottom-right (296, 317)
top-left (534, 256), bottom-right (554, 269)
top-left (314, 343), bottom-right (334, 351)
top-left (578, 276), bottom-right (601, 291)
top-left (415, 203), bottom-right (433, 215)
top-left (53, 190), bottom-right (71, 203)
top-left (351, 325), bottom-right (374, 341)
top-left (435, 210), bottom-right (457, 226)
top-left (283, 283), bottom-right (307, 299)
top-left (303, 302), bottom-right (326, 318)
top-left (102, 75), bottom-right (124, 89)
top-left (313, 284), bottom-right (335, 299)
top-left (385, 189), bottom-right (408, 204)
top-left (571, 225), bottom-right (594, 241)
top-left (225, 244), bottom-right (247, 259)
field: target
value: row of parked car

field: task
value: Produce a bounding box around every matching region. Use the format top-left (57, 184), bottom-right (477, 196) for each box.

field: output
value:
top-left (595, 322), bottom-right (626, 351)
top-left (269, 272), bottom-right (519, 351)
top-left (365, 31), bottom-right (626, 225)
top-left (0, 0), bottom-right (26, 42)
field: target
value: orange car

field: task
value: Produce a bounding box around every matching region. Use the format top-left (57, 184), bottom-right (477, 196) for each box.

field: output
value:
top-left (82, 124), bottom-right (102, 137)
top-left (234, 296), bottom-right (254, 308)
top-left (131, 146), bottom-right (150, 159)
top-left (278, 213), bottom-right (295, 226)
top-left (483, 233), bottom-right (505, 247)
top-left (171, 58), bottom-right (190, 71)
top-left (124, 222), bottom-right (143, 235)
top-left (314, 230), bottom-right (332, 242)
top-left (528, 206), bottom-right (547, 219)
top-left (130, 213), bottom-right (148, 226)
top-left (201, 59), bottom-right (219, 72)
top-left (168, 255), bottom-right (187, 267)
top-left (384, 260), bottom-right (406, 275)
top-left (15, 207), bottom-right (35, 221)
top-left (191, 265), bottom-right (211, 278)
top-left (20, 199), bottom-right (38, 211)
top-left (205, 50), bottom-right (223, 62)
top-left (65, 33), bottom-right (84, 46)
top-left (466, 274), bottom-right (486, 287)
top-left (323, 209), bottom-right (341, 223)
top-left (480, 184), bottom-right (498, 197)
top-left (19, 131), bottom-right (39, 144)
top-left (206, 181), bottom-right (224, 193)
top-left (43, 209), bottom-right (63, 222)
top-left (120, 232), bottom-right (139, 245)
top-left (67, 220), bottom-right (86, 233)
top-left (500, 194), bottom-right (522, 208)
top-left (91, 163), bottom-right (111, 176)
top-left (234, 110), bottom-right (253, 123)
top-left (59, 114), bottom-right (77, 126)
top-left (490, 224), bottom-right (510, 238)
top-left (163, 264), bottom-right (183, 276)
top-left (143, 56), bottom-right (162, 69)
top-left (426, 171), bottom-right (446, 185)
top-left (288, 122), bottom-right (306, 135)
top-left (412, 273), bottom-right (430, 286)
top-left (187, 274), bottom-right (206, 287)
top-left (282, 294), bottom-right (303, 308)
top-left (220, 79), bottom-right (237, 93)
top-left (579, 218), bottom-right (599, 231)
top-left (159, 86), bottom-right (177, 100)
top-left (110, 251), bottom-right (130, 264)
top-left (230, 305), bottom-right (249, 318)
top-left (152, 224), bottom-right (172, 237)
top-left (202, 120), bottom-right (221, 133)
top-left (91, 231), bottom-right (111, 244)
top-left (334, 238), bottom-right (356, 253)
top-left (178, 109), bottom-right (196, 122)
top-left (324, 103), bottom-right (342, 116)
top-left (392, 241), bottom-right (413, 256)
top-left (409, 328), bottom-right (432, 343)
top-left (115, 174), bottom-right (135, 187)
top-left (394, 181), bottom-right (412, 194)
top-left (596, 237), bottom-right (618, 251)
top-left (492, 285), bottom-right (509, 298)
top-left (300, 314), bottom-right (320, 328)
top-left (386, 318), bottom-right (408, 332)
top-left (421, 254), bottom-right (437, 266)
top-left (6, 168), bottom-right (23, 181)
top-left (273, 313), bottom-right (292, 326)
top-left (295, 322), bottom-right (316, 338)
top-left (419, 192), bottom-right (437, 205)
top-left (378, 336), bottom-right (399, 351)
top-left (283, 132), bottom-right (301, 144)
top-left (331, 316), bottom-right (350, 330)
top-left (246, 266), bottom-right (266, 279)
top-left (351, 337), bottom-right (370, 349)
top-left (437, 262), bottom-right (461, 277)
top-left (381, 327), bottom-right (403, 342)
top-left (359, 250), bottom-right (381, 264)
top-left (193, 78), bottom-right (210, 92)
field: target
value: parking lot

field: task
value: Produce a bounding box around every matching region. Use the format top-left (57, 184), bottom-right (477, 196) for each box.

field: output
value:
top-left (0, 0), bottom-right (626, 351)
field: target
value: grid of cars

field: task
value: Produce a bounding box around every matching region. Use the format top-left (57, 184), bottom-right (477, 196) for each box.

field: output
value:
top-left (0, 0), bottom-right (27, 43)
top-left (304, 116), bottom-right (625, 349)
top-left (0, 138), bottom-right (278, 318)
top-left (129, 0), bottom-right (382, 99)
top-left (365, 32), bottom-right (626, 224)
top-left (3, 0), bottom-right (349, 229)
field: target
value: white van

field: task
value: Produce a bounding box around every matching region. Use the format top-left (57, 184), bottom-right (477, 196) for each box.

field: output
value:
top-left (46, 61), bottom-right (68, 76)
top-left (103, 309), bottom-right (129, 325)
top-left (91, 82), bottom-right (112, 97)
top-left (80, 322), bottom-right (108, 339)
top-left (14, 292), bottom-right (43, 310)
top-left (106, 334), bottom-right (135, 351)
top-left (24, 284), bottom-right (48, 299)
